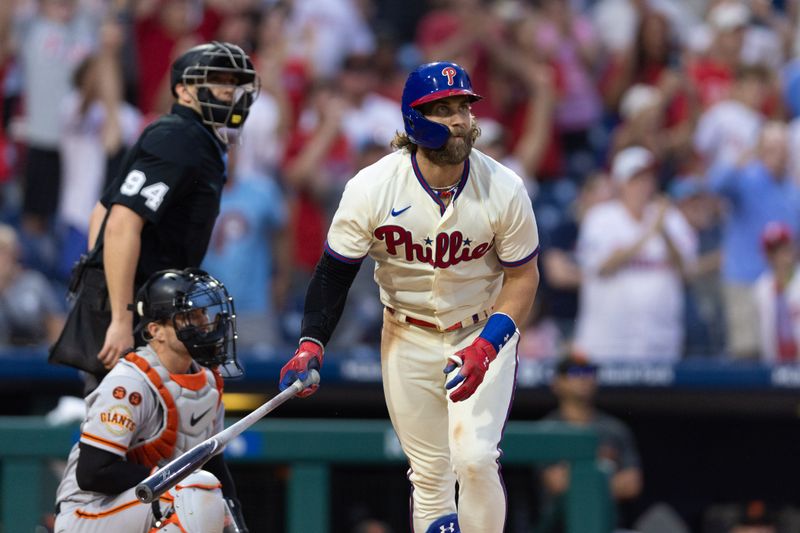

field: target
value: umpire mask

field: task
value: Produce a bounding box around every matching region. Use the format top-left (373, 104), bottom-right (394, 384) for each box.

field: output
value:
top-left (171, 41), bottom-right (260, 144)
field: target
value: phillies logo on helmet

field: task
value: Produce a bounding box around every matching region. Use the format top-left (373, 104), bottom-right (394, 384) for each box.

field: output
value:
top-left (442, 66), bottom-right (457, 86)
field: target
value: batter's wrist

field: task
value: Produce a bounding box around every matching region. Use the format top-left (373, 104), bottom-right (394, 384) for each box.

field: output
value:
top-left (478, 313), bottom-right (517, 353)
top-left (298, 337), bottom-right (324, 353)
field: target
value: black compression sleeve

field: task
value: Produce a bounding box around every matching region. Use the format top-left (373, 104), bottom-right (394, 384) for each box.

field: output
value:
top-left (300, 251), bottom-right (361, 345)
top-left (205, 453), bottom-right (237, 500)
top-left (76, 443), bottom-right (151, 494)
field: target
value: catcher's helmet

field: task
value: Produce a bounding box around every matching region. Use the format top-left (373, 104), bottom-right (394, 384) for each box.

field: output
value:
top-left (134, 268), bottom-right (241, 377)
top-left (401, 61), bottom-right (482, 149)
top-left (170, 41), bottom-right (259, 141)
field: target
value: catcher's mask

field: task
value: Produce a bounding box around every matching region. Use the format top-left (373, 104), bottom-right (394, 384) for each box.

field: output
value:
top-left (134, 268), bottom-right (242, 378)
top-left (401, 61), bottom-right (482, 149)
top-left (170, 41), bottom-right (260, 144)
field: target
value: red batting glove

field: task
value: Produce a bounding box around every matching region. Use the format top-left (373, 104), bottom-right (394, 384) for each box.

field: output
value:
top-left (279, 340), bottom-right (323, 398)
top-left (443, 337), bottom-right (498, 402)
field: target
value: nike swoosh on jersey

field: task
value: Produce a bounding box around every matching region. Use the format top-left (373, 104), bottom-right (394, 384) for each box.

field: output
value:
top-left (189, 407), bottom-right (212, 426)
top-left (391, 206), bottom-right (411, 216)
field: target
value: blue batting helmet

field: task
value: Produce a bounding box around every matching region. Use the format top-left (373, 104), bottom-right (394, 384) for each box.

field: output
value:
top-left (401, 61), bottom-right (482, 149)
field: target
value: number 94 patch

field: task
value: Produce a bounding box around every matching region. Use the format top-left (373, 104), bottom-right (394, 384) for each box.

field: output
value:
top-left (120, 170), bottom-right (169, 211)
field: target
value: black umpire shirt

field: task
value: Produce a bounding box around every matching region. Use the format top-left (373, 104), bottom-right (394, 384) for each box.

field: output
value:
top-left (99, 104), bottom-right (227, 286)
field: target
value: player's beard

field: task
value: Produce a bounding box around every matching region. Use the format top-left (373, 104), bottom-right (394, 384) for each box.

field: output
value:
top-left (421, 125), bottom-right (476, 166)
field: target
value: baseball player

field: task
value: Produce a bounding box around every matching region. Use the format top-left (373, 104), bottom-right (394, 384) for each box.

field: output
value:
top-left (84, 41), bottom-right (259, 377)
top-left (279, 62), bottom-right (540, 533)
top-left (54, 268), bottom-right (247, 533)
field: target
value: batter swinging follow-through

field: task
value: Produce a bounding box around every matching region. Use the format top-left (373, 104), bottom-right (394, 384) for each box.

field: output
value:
top-left (279, 61), bottom-right (540, 533)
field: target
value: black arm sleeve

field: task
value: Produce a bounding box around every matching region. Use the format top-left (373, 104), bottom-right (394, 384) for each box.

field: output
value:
top-left (300, 251), bottom-right (362, 346)
top-left (204, 453), bottom-right (237, 500)
top-left (75, 443), bottom-right (151, 494)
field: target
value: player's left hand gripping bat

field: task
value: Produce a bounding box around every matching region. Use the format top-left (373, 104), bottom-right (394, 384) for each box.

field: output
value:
top-left (135, 370), bottom-right (320, 504)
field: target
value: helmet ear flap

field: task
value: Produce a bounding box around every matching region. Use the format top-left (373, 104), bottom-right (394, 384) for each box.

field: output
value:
top-left (403, 107), bottom-right (451, 149)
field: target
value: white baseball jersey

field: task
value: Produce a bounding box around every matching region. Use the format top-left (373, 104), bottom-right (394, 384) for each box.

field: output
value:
top-left (55, 345), bottom-right (224, 527)
top-left (693, 99), bottom-right (763, 167)
top-left (325, 148), bottom-right (540, 328)
top-left (326, 147), bottom-right (538, 532)
top-left (574, 200), bottom-right (698, 362)
top-left (754, 265), bottom-right (800, 363)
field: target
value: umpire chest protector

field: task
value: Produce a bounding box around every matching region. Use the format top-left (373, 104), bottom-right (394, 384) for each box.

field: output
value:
top-left (100, 104), bottom-right (228, 286)
top-left (122, 348), bottom-right (223, 469)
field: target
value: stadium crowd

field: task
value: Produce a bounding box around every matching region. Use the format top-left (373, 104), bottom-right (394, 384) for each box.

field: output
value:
top-left (3, 0), bottom-right (800, 367)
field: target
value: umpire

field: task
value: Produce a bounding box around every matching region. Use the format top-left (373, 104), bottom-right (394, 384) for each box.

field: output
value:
top-left (85, 41), bottom-right (259, 376)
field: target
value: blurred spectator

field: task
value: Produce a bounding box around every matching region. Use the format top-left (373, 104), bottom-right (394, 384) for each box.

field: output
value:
top-left (591, 0), bottom-right (698, 55)
top-left (590, 0), bottom-right (640, 54)
top-left (0, 1), bottom-right (14, 185)
top-left (337, 52), bottom-right (403, 152)
top-left (530, 0), bottom-right (603, 175)
top-left (14, 0), bottom-right (98, 258)
top-left (609, 84), bottom-right (671, 176)
top-left (539, 172), bottom-right (614, 343)
top-left (743, 0), bottom-right (791, 70)
top-left (283, 0), bottom-right (375, 79)
top-left (504, 12), bottom-right (564, 181)
top-left (0, 223), bottom-right (64, 346)
top-left (474, 60), bottom-right (556, 187)
top-left (729, 502), bottom-right (777, 533)
top-left (371, 30), bottom-right (406, 102)
top-left (352, 518), bottom-right (393, 533)
top-left (573, 146), bottom-right (697, 363)
top-left (132, 0), bottom-right (225, 116)
top-left (537, 354), bottom-right (643, 532)
top-left (687, 1), bottom-right (749, 109)
top-left (782, 57), bottom-right (800, 122)
top-left (784, 79), bottom-right (800, 180)
top-left (213, 2), bottom-right (257, 50)
top-left (201, 146), bottom-right (289, 356)
top-left (57, 22), bottom-right (143, 281)
top-left (282, 80), bottom-right (353, 280)
top-left (234, 14), bottom-right (292, 181)
top-left (704, 500), bottom-right (778, 533)
top-left (517, 296), bottom-right (563, 361)
top-left (670, 176), bottom-right (725, 357)
top-left (599, 8), bottom-right (686, 114)
top-left (247, 1), bottom-right (310, 128)
top-left (600, 7), bottom-right (697, 175)
top-left (708, 121), bottom-right (800, 359)
top-left (754, 221), bottom-right (800, 363)
top-left (414, 0), bottom-right (505, 119)
top-left (694, 64), bottom-right (770, 169)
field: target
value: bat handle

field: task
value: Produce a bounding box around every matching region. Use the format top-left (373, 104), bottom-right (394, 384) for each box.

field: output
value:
top-left (294, 369), bottom-right (320, 392)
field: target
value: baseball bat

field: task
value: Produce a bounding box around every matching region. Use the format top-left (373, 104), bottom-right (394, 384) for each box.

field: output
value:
top-left (135, 370), bottom-right (320, 504)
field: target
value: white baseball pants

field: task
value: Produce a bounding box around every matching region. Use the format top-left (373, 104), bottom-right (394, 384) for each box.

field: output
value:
top-left (381, 310), bottom-right (518, 533)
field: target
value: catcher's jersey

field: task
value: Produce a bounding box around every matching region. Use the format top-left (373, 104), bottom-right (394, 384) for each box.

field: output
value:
top-left (55, 346), bottom-right (224, 507)
top-left (326, 149), bottom-right (539, 329)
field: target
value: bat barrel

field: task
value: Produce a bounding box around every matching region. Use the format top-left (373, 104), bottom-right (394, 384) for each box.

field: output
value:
top-left (135, 440), bottom-right (218, 503)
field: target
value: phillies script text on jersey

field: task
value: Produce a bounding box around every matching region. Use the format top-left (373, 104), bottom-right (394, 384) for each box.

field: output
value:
top-left (374, 225), bottom-right (493, 268)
